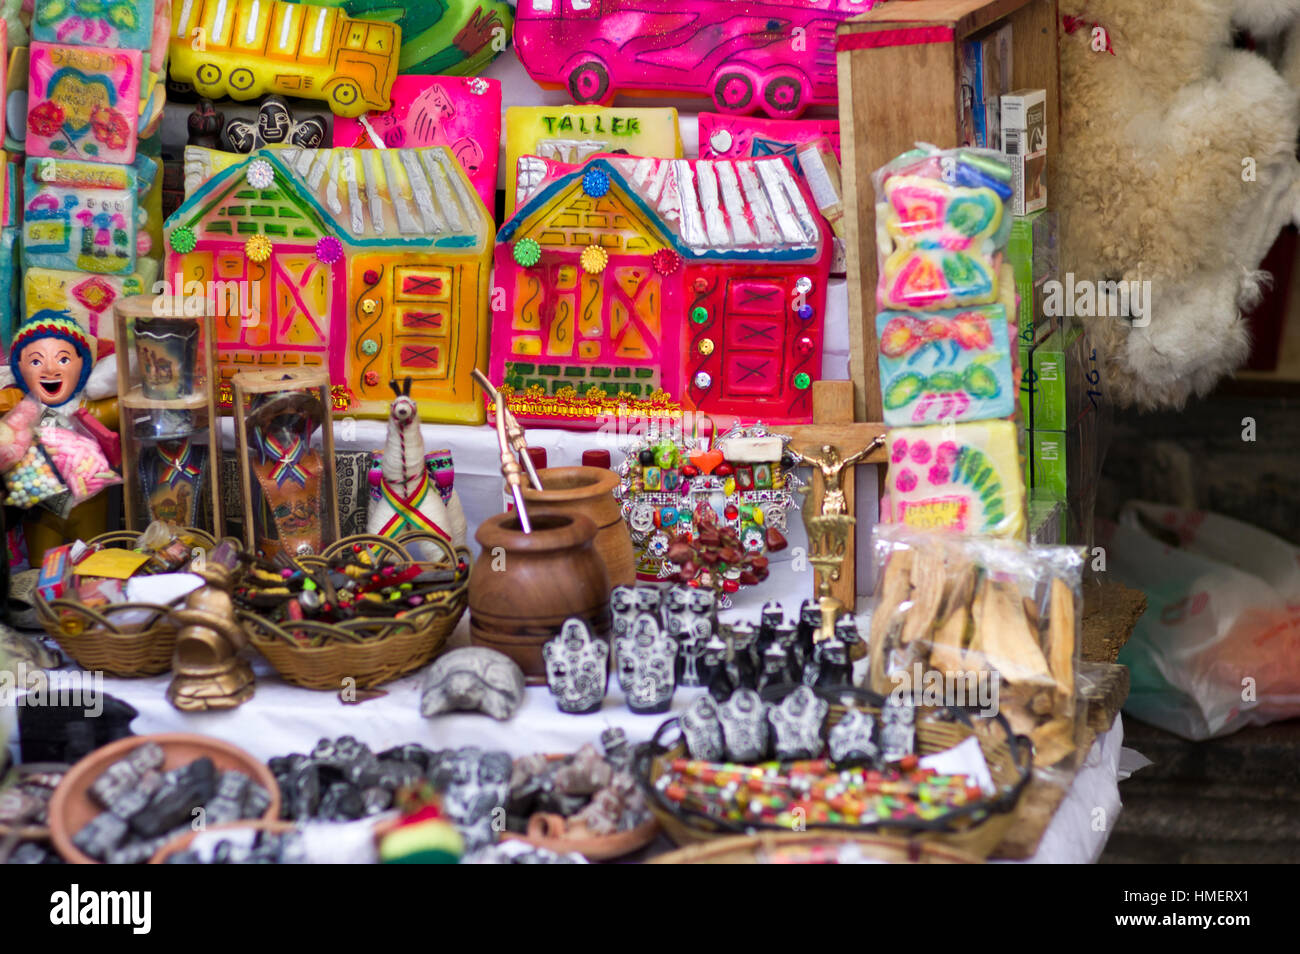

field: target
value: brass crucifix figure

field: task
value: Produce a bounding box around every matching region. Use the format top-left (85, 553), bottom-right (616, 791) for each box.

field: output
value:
top-left (792, 436), bottom-right (885, 518)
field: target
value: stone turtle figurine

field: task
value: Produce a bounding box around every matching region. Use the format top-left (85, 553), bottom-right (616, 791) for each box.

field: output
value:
top-left (420, 647), bottom-right (526, 721)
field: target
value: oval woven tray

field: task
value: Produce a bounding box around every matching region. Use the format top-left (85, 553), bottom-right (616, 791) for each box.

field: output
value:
top-left (241, 532), bottom-right (469, 690)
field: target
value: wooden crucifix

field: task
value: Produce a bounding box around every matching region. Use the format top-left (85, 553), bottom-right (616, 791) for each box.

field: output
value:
top-left (783, 380), bottom-right (888, 613)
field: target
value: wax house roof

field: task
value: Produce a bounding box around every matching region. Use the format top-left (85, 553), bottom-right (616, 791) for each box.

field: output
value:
top-left (166, 146), bottom-right (489, 249)
top-left (503, 154), bottom-right (825, 260)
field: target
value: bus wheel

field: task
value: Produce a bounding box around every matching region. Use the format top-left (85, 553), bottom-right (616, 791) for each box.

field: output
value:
top-left (326, 79), bottom-right (364, 116)
top-left (567, 61), bottom-right (610, 104)
top-left (194, 63), bottom-right (222, 95)
top-left (229, 68), bottom-right (256, 95)
top-left (712, 69), bottom-right (756, 113)
top-left (761, 72), bottom-right (806, 118)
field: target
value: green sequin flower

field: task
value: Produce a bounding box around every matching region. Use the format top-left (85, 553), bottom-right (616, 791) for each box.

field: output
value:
top-left (513, 238), bottom-right (541, 267)
top-left (170, 226), bottom-right (196, 254)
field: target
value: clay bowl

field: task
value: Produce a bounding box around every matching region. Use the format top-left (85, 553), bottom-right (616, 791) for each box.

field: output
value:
top-left (48, 733), bottom-right (281, 865)
top-left (149, 820), bottom-right (297, 864)
top-left (522, 466), bottom-right (636, 587)
top-left (501, 813), bottom-right (660, 862)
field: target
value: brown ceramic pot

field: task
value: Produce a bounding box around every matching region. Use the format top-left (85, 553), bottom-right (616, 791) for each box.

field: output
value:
top-left (469, 511), bottom-right (611, 682)
top-left (522, 466), bottom-right (635, 587)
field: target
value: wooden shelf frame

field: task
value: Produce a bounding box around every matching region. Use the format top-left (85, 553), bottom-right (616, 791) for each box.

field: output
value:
top-left (836, 0), bottom-right (1063, 421)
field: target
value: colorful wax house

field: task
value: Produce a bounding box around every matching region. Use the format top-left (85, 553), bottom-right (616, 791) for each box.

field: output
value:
top-left (491, 154), bottom-right (831, 428)
top-left (163, 146), bottom-right (492, 422)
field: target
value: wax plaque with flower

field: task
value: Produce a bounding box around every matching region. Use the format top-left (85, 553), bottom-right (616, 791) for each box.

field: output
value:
top-left (27, 43), bottom-right (142, 164)
top-left (113, 294), bottom-right (223, 533)
top-left (232, 369), bottom-right (340, 559)
top-left (614, 423), bottom-right (800, 605)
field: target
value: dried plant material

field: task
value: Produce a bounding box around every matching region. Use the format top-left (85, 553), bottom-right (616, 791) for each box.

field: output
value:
top-left (1047, 577), bottom-right (1076, 700)
top-left (930, 563), bottom-right (975, 672)
top-left (1030, 717), bottom-right (1076, 767)
top-left (1023, 596), bottom-right (1040, 629)
top-left (967, 575), bottom-right (988, 657)
top-left (1003, 704), bottom-right (1039, 737)
top-left (900, 548), bottom-right (946, 646)
top-left (868, 550), bottom-right (913, 693)
top-left (1030, 690), bottom-right (1054, 717)
top-left (976, 581), bottom-right (1054, 687)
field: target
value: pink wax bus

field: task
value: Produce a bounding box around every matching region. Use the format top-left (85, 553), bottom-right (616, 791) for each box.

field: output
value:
top-left (514, 0), bottom-right (878, 118)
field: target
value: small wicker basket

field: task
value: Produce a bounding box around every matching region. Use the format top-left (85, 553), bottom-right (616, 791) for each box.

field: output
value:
top-left (34, 528), bottom-right (218, 678)
top-left (635, 686), bottom-right (1032, 861)
top-left (240, 532), bottom-right (469, 690)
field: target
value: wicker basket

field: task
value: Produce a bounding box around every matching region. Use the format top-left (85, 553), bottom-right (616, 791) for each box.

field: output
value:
top-left (635, 686), bottom-right (1032, 861)
top-left (650, 831), bottom-right (983, 864)
top-left (241, 532), bottom-right (469, 690)
top-left (33, 528), bottom-right (218, 677)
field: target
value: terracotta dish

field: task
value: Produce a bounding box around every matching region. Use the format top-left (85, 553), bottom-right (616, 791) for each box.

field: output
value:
top-left (48, 733), bottom-right (280, 865)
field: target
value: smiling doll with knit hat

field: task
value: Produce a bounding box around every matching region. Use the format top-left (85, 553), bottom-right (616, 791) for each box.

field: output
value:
top-left (1, 310), bottom-right (121, 562)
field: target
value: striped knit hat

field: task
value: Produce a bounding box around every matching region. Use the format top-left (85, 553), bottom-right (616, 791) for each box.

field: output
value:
top-left (8, 310), bottom-right (94, 407)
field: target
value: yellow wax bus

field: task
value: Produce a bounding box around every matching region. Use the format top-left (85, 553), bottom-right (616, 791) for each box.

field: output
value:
top-left (170, 0), bottom-right (401, 117)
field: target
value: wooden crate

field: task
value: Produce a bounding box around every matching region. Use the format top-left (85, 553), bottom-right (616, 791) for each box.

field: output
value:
top-left (836, 0), bottom-right (1063, 421)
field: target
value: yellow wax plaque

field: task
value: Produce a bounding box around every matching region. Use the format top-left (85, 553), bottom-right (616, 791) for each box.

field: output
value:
top-left (505, 105), bottom-right (682, 215)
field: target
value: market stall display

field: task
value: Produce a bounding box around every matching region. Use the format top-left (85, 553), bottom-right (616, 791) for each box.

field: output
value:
top-left (0, 0), bottom-right (1151, 870)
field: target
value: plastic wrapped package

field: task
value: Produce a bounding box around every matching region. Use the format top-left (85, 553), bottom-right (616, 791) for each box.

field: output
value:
top-left (0, 397), bottom-right (67, 508)
top-left (38, 419), bottom-right (122, 505)
top-left (865, 524), bottom-right (1084, 774)
top-left (873, 144), bottom-right (1014, 312)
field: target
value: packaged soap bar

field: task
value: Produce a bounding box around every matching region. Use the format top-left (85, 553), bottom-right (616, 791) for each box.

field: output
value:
top-left (873, 145), bottom-right (1013, 311)
top-left (876, 303), bottom-right (1016, 426)
top-left (885, 419), bottom-right (1026, 539)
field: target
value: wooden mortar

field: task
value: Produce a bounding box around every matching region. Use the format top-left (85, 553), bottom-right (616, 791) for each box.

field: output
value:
top-left (469, 511), bottom-right (611, 683)
top-left (522, 466), bottom-right (635, 587)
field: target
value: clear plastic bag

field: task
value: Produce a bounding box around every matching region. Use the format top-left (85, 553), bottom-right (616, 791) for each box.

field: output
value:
top-left (1108, 502), bottom-right (1300, 740)
top-left (0, 397), bottom-right (68, 508)
top-left (865, 524), bottom-right (1084, 773)
top-left (38, 416), bottom-right (122, 506)
top-left (873, 144), bottom-right (1013, 312)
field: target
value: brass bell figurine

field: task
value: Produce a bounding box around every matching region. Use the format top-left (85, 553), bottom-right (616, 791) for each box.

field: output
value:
top-left (167, 539), bottom-right (255, 711)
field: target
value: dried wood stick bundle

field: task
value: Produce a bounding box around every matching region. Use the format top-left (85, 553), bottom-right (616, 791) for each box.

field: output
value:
top-left (975, 580), bottom-right (1054, 688)
top-left (1030, 716), bottom-right (1076, 767)
top-left (929, 562), bottom-right (975, 673)
top-left (1047, 576), bottom-right (1076, 705)
top-left (867, 549), bottom-right (913, 693)
top-left (900, 547), bottom-right (946, 646)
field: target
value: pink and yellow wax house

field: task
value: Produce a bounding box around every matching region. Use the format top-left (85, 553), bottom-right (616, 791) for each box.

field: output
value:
top-left (491, 153), bottom-right (832, 428)
top-left (163, 146), bottom-right (492, 422)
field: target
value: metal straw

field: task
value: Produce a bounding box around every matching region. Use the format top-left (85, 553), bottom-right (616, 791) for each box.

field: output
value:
top-left (472, 369), bottom-right (543, 490)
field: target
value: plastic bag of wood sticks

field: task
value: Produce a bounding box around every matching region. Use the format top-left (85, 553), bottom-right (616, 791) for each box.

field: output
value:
top-left (865, 524), bottom-right (1084, 772)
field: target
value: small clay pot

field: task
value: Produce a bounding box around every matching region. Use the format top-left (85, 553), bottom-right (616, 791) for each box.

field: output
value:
top-left (469, 511), bottom-right (611, 683)
top-left (522, 466), bottom-right (635, 587)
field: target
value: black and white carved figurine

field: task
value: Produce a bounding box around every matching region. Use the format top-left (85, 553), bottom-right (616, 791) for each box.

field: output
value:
top-left (880, 695), bottom-right (917, 764)
top-left (757, 639), bottom-right (795, 693)
top-left (768, 685), bottom-right (830, 761)
top-left (663, 585), bottom-right (715, 687)
top-left (543, 618), bottom-right (610, 714)
top-left (829, 708), bottom-right (880, 767)
top-left (757, 600), bottom-right (785, 653)
top-left (718, 689), bottom-right (770, 762)
top-left (795, 600), bottom-right (822, 671)
top-left (436, 747), bottom-right (513, 852)
top-left (701, 632), bottom-right (732, 700)
top-left (614, 613), bottom-right (678, 714)
top-left (680, 694), bottom-right (726, 761)
top-left (610, 586), bottom-right (639, 640)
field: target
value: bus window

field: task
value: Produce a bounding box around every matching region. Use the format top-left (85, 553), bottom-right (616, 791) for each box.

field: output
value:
top-left (571, 0), bottom-right (592, 9)
top-left (345, 22), bottom-right (367, 49)
top-left (232, 0), bottom-right (272, 53)
top-left (365, 24), bottom-right (395, 54)
top-left (174, 0), bottom-right (202, 40)
top-left (268, 1), bottom-right (303, 56)
top-left (530, 0), bottom-right (553, 12)
top-left (202, 0), bottom-right (237, 49)
top-left (298, 5), bottom-right (336, 62)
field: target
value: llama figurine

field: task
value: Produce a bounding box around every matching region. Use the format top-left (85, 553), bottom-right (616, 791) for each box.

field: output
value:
top-left (368, 378), bottom-right (467, 547)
